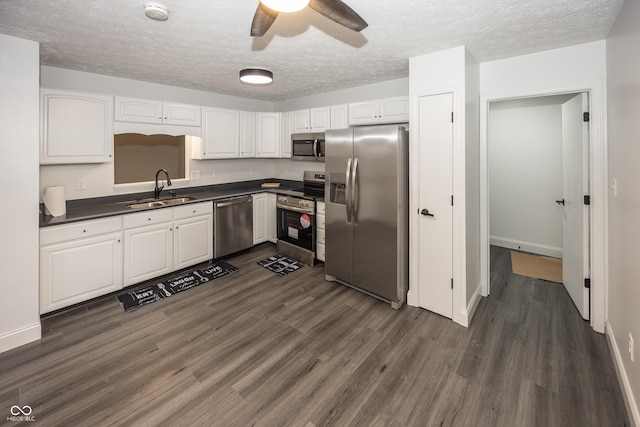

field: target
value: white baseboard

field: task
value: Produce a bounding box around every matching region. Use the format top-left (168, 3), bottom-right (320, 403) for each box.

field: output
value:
top-left (457, 282), bottom-right (482, 327)
top-left (490, 236), bottom-right (563, 259)
top-left (0, 323), bottom-right (41, 354)
top-left (606, 320), bottom-right (639, 427)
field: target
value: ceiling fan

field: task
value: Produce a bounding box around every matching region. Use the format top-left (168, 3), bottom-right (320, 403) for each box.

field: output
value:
top-left (251, 0), bottom-right (368, 37)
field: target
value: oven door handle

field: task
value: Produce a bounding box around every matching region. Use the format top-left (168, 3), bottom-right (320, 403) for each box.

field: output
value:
top-left (276, 203), bottom-right (315, 215)
top-left (345, 158), bottom-right (353, 223)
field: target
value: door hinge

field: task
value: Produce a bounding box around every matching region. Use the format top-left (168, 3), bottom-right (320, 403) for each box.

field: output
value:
top-left (584, 195), bottom-right (591, 205)
top-left (583, 112), bottom-right (590, 122)
top-left (451, 278), bottom-right (454, 289)
top-left (451, 112), bottom-right (454, 123)
top-left (584, 278), bottom-right (591, 289)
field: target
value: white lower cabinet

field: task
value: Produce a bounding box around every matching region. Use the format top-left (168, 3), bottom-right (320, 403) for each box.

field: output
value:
top-left (123, 210), bottom-right (174, 287)
top-left (253, 193), bottom-right (268, 244)
top-left (123, 202), bottom-right (214, 286)
top-left (316, 201), bottom-right (326, 262)
top-left (173, 202), bottom-right (213, 270)
top-left (39, 217), bottom-right (123, 314)
top-left (268, 193), bottom-right (277, 243)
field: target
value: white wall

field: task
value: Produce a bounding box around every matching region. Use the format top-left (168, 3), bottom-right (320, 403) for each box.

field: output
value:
top-left (479, 40), bottom-right (608, 334)
top-left (42, 66), bottom-right (273, 112)
top-left (274, 78), bottom-right (408, 111)
top-left (606, 0), bottom-right (640, 422)
top-left (408, 46), bottom-right (471, 326)
top-left (489, 96), bottom-right (567, 258)
top-left (0, 35), bottom-right (41, 352)
top-left (465, 49), bottom-right (481, 309)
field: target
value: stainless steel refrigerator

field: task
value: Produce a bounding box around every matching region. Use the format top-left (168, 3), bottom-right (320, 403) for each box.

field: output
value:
top-left (324, 124), bottom-right (409, 309)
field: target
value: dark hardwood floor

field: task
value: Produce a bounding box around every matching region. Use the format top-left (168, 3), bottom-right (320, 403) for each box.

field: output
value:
top-left (0, 244), bottom-right (630, 426)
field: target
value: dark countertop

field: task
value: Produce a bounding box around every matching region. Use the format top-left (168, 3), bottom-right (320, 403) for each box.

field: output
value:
top-left (40, 179), bottom-right (309, 228)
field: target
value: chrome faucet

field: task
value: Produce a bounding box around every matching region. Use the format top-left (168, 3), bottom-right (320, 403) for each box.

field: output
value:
top-left (154, 169), bottom-right (172, 199)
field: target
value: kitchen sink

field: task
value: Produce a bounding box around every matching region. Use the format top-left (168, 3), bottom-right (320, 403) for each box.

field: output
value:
top-left (126, 196), bottom-right (196, 209)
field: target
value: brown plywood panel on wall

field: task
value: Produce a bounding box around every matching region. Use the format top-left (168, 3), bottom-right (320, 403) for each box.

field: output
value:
top-left (114, 134), bottom-right (186, 184)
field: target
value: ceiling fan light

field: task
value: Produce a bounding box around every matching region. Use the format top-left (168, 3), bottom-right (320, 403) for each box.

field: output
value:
top-left (239, 68), bottom-right (273, 85)
top-left (260, 0), bottom-right (310, 13)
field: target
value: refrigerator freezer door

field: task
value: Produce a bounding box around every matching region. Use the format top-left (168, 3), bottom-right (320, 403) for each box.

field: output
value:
top-left (325, 128), bottom-right (354, 284)
top-left (352, 125), bottom-right (406, 301)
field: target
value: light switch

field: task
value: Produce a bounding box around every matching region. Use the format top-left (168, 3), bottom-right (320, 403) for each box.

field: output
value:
top-left (76, 178), bottom-right (87, 191)
top-left (190, 170), bottom-right (201, 181)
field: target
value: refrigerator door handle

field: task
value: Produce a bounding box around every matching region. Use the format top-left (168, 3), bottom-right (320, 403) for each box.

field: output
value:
top-left (345, 157), bottom-right (353, 222)
top-left (351, 157), bottom-right (359, 223)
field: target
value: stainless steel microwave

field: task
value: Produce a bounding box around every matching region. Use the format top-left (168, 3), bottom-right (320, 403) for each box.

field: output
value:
top-left (291, 132), bottom-right (325, 161)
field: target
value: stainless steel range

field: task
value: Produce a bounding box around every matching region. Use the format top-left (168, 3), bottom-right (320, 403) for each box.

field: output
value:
top-left (275, 171), bottom-right (325, 265)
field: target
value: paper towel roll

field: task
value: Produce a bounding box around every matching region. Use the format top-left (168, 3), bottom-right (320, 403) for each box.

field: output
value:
top-left (43, 186), bottom-right (66, 217)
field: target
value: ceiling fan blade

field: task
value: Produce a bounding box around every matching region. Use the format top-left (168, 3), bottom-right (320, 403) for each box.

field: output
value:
top-left (308, 0), bottom-right (368, 32)
top-left (250, 3), bottom-right (279, 37)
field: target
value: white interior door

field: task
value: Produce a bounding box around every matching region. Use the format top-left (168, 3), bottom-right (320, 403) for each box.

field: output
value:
top-left (561, 92), bottom-right (590, 319)
top-left (417, 93), bottom-right (454, 318)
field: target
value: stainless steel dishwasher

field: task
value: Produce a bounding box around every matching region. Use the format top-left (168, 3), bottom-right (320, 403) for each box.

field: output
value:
top-left (214, 196), bottom-right (253, 258)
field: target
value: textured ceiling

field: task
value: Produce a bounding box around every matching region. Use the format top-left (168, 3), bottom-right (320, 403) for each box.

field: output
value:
top-left (0, 0), bottom-right (624, 101)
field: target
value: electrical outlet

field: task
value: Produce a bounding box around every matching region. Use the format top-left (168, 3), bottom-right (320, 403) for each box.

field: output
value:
top-left (629, 334), bottom-right (634, 362)
top-left (612, 179), bottom-right (618, 198)
top-left (76, 178), bottom-right (87, 191)
top-left (190, 170), bottom-right (201, 181)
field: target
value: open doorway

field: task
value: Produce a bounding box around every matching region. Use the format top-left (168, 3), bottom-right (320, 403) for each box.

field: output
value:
top-left (487, 92), bottom-right (591, 319)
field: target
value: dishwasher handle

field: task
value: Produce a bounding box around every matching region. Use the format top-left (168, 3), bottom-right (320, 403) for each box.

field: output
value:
top-left (215, 197), bottom-right (253, 208)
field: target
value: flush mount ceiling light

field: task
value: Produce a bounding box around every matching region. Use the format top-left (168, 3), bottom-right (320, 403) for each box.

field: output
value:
top-left (239, 68), bottom-right (273, 85)
top-left (260, 0), bottom-right (310, 13)
top-left (144, 2), bottom-right (169, 21)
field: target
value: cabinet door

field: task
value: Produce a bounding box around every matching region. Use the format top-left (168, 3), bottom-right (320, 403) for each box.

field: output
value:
top-left (256, 113), bottom-right (281, 158)
top-left (292, 109), bottom-right (310, 132)
top-left (123, 222), bottom-right (173, 286)
top-left (280, 111), bottom-right (294, 158)
top-left (174, 214), bottom-right (213, 270)
top-left (40, 231), bottom-right (123, 314)
top-left (378, 96), bottom-right (410, 123)
top-left (253, 193), bottom-right (268, 244)
top-left (199, 107), bottom-right (240, 159)
top-left (163, 102), bottom-right (201, 126)
top-left (348, 101), bottom-right (379, 125)
top-left (268, 193), bottom-right (278, 243)
top-left (329, 104), bottom-right (349, 130)
top-left (41, 89), bottom-right (114, 164)
top-left (239, 111), bottom-right (256, 158)
top-left (309, 106), bottom-right (330, 132)
top-left (114, 96), bottom-right (163, 124)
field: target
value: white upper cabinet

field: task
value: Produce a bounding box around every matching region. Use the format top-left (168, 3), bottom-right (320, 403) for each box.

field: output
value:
top-left (348, 96), bottom-right (409, 126)
top-left (256, 112), bottom-right (281, 158)
top-left (40, 89), bottom-right (114, 164)
top-left (115, 96), bottom-right (201, 126)
top-left (329, 104), bottom-right (349, 130)
top-left (280, 111), bottom-right (294, 158)
top-left (309, 107), bottom-right (331, 131)
top-left (292, 107), bottom-right (330, 133)
top-left (193, 107), bottom-right (240, 159)
top-left (239, 111), bottom-right (256, 158)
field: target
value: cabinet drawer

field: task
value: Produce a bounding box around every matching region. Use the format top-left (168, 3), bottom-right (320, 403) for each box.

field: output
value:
top-left (40, 216), bottom-right (122, 246)
top-left (316, 213), bottom-right (325, 230)
top-left (123, 208), bottom-right (173, 229)
top-left (317, 201), bottom-right (326, 215)
top-left (316, 243), bottom-right (325, 262)
top-left (316, 228), bottom-right (325, 244)
top-left (173, 201), bottom-right (213, 220)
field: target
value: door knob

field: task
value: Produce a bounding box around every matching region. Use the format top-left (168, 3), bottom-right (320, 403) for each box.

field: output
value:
top-left (420, 209), bottom-right (434, 217)
top-left (555, 199), bottom-right (565, 206)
